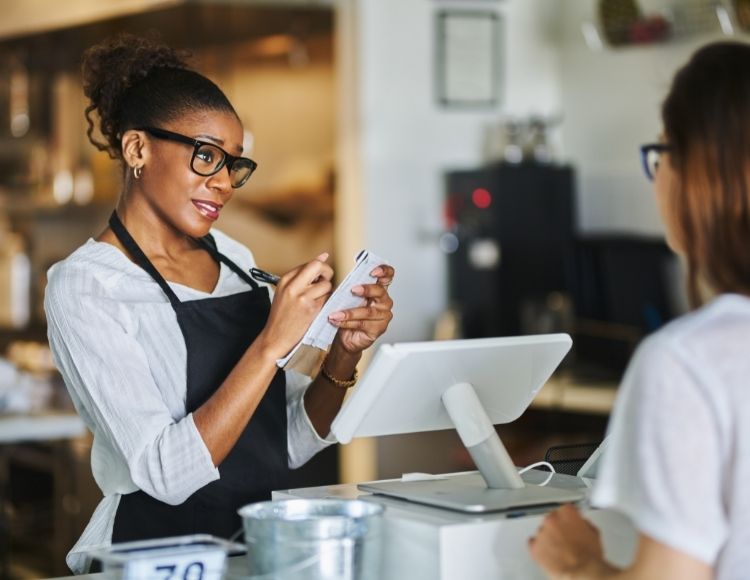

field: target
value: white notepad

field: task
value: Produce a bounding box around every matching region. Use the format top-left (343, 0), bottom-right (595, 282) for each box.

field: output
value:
top-left (276, 250), bottom-right (389, 375)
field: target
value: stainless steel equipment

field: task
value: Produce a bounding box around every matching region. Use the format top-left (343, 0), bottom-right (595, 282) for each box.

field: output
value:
top-left (238, 498), bottom-right (383, 580)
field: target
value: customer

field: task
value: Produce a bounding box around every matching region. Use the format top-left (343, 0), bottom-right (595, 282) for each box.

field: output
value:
top-left (529, 41), bottom-right (750, 580)
top-left (45, 34), bottom-right (394, 574)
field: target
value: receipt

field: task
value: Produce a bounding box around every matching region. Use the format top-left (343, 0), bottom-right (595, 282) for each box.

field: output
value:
top-left (276, 250), bottom-right (389, 374)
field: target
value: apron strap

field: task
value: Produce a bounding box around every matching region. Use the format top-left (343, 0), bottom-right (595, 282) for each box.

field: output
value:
top-left (109, 211), bottom-right (261, 305)
top-left (109, 211), bottom-right (182, 307)
top-left (198, 235), bottom-right (260, 290)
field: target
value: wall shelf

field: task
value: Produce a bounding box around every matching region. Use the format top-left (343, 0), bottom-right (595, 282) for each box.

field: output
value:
top-left (582, 0), bottom-right (743, 51)
top-left (532, 373), bottom-right (618, 416)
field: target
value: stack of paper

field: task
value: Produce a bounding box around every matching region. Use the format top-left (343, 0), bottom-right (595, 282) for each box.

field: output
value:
top-left (277, 250), bottom-right (388, 375)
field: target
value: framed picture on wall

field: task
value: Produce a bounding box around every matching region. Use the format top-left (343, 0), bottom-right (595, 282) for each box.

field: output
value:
top-left (436, 10), bottom-right (502, 108)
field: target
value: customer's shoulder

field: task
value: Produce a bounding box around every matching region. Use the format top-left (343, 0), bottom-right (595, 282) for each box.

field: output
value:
top-left (659, 294), bottom-right (750, 343)
top-left (636, 294), bottom-right (750, 368)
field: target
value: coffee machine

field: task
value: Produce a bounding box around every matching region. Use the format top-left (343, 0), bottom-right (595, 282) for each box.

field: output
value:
top-left (444, 162), bottom-right (576, 339)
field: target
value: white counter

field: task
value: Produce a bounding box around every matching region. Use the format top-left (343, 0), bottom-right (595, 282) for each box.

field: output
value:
top-left (273, 470), bottom-right (637, 580)
top-left (0, 411), bottom-right (85, 443)
top-left (48, 470), bottom-right (637, 579)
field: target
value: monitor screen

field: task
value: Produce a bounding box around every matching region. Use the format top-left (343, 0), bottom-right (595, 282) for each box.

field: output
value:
top-left (330, 335), bottom-right (584, 513)
top-left (331, 334), bottom-right (572, 443)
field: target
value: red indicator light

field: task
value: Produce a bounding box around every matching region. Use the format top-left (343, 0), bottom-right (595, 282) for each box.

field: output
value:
top-left (472, 188), bottom-right (492, 209)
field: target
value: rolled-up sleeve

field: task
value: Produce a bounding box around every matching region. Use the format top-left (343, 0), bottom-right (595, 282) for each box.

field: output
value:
top-left (285, 370), bottom-right (336, 469)
top-left (45, 274), bottom-right (219, 505)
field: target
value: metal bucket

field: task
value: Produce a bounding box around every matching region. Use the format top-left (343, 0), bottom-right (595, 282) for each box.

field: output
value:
top-left (238, 499), bottom-right (383, 580)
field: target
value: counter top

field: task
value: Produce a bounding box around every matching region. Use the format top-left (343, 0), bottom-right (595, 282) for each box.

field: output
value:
top-left (531, 374), bottom-right (619, 414)
top-left (45, 472), bottom-right (636, 580)
top-left (0, 411), bottom-right (85, 443)
top-left (274, 471), bottom-right (636, 579)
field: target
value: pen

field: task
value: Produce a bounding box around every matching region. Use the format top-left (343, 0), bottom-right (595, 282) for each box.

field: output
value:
top-left (249, 267), bottom-right (280, 286)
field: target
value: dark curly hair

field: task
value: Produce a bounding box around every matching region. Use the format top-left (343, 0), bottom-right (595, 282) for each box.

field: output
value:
top-left (81, 33), bottom-right (237, 160)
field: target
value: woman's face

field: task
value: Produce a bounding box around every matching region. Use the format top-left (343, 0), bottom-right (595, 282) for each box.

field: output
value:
top-left (653, 137), bottom-right (684, 255)
top-left (138, 109), bottom-right (244, 239)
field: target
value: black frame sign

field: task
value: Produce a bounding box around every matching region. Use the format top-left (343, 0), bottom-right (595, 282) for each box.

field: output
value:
top-left (436, 10), bottom-right (501, 108)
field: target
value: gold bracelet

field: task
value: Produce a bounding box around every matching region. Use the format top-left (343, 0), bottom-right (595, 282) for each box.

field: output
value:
top-left (321, 362), bottom-right (359, 389)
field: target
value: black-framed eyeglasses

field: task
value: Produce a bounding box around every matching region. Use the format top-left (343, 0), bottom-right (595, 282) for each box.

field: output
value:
top-left (138, 126), bottom-right (257, 188)
top-left (640, 143), bottom-right (672, 182)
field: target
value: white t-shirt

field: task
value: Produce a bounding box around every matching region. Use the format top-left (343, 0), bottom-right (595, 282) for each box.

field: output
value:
top-left (592, 293), bottom-right (750, 579)
top-left (44, 229), bottom-right (333, 574)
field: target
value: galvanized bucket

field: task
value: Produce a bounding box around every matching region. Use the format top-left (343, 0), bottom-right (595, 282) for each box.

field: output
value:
top-left (238, 499), bottom-right (384, 580)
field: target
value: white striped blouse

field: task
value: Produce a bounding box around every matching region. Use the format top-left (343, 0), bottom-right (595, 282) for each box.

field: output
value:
top-left (44, 229), bottom-right (332, 574)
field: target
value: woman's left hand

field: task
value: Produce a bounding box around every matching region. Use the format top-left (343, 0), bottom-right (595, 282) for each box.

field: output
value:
top-left (328, 265), bottom-right (395, 355)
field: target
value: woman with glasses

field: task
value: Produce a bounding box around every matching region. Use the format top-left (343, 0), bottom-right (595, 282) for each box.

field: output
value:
top-left (44, 34), bottom-right (395, 574)
top-left (529, 41), bottom-right (750, 580)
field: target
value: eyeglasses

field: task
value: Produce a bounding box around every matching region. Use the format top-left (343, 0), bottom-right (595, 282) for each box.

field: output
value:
top-left (640, 143), bottom-right (672, 181)
top-left (138, 126), bottom-right (257, 188)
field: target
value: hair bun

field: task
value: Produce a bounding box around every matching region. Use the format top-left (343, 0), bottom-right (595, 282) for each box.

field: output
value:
top-left (81, 33), bottom-right (191, 158)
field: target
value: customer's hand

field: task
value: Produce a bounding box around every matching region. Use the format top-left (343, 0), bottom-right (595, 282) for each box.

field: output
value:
top-left (529, 504), bottom-right (613, 579)
top-left (328, 264), bottom-right (395, 355)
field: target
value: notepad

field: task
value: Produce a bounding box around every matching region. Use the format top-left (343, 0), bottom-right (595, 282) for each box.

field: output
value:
top-left (277, 250), bottom-right (389, 375)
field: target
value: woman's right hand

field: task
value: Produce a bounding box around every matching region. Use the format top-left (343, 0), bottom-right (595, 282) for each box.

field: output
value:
top-left (258, 253), bottom-right (333, 359)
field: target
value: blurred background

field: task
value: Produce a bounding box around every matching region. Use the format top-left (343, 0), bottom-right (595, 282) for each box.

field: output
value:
top-left (0, 0), bottom-right (746, 576)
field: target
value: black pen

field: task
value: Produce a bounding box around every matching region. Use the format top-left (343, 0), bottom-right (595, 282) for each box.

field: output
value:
top-left (249, 267), bottom-right (280, 286)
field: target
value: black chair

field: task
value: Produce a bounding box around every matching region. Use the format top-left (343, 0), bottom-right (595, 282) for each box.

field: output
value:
top-left (544, 442), bottom-right (601, 476)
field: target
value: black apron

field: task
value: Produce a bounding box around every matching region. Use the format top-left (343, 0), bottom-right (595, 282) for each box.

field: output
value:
top-left (108, 211), bottom-right (288, 543)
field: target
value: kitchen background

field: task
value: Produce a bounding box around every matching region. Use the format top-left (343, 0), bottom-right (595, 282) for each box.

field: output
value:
top-left (0, 0), bottom-right (746, 576)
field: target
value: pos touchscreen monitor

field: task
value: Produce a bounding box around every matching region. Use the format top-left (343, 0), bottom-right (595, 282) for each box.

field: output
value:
top-left (330, 335), bottom-right (585, 513)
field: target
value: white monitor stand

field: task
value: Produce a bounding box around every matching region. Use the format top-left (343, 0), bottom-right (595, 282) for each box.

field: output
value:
top-left (331, 335), bottom-right (585, 513)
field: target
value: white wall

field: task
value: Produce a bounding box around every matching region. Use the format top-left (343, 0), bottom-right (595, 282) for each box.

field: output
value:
top-left (558, 0), bottom-right (745, 234)
top-left (340, 0), bottom-right (742, 482)
top-left (340, 0), bottom-right (750, 482)
top-left (352, 0), bottom-right (748, 342)
top-left (355, 0), bottom-right (563, 342)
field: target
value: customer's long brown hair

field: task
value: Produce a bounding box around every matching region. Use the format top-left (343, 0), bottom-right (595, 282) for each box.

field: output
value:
top-left (662, 41), bottom-right (750, 307)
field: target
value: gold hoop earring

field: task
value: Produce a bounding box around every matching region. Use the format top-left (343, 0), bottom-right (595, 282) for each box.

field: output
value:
top-left (133, 166), bottom-right (143, 179)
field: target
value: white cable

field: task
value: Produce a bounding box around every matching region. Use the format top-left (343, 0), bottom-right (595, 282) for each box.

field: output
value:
top-left (518, 461), bottom-right (556, 486)
top-left (518, 460), bottom-right (555, 475)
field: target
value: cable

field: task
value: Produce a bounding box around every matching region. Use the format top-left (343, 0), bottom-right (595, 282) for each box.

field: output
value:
top-left (518, 461), bottom-right (556, 486)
